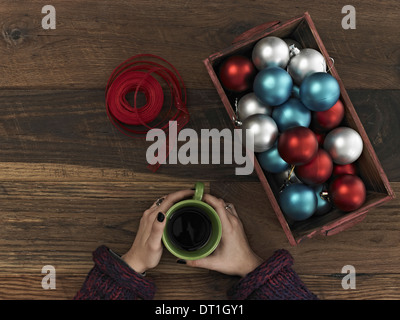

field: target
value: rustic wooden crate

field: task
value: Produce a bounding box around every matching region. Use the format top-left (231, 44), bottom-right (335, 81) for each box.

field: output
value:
top-left (203, 12), bottom-right (395, 245)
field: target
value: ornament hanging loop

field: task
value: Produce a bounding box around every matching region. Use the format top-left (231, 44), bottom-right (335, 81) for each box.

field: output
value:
top-left (233, 98), bottom-right (242, 126)
top-left (326, 57), bottom-right (335, 73)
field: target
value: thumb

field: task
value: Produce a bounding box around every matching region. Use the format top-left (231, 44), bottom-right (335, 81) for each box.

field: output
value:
top-left (185, 254), bottom-right (218, 271)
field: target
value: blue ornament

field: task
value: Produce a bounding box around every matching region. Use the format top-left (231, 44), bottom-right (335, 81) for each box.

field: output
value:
top-left (300, 72), bottom-right (340, 111)
top-left (279, 184), bottom-right (317, 221)
top-left (312, 184), bottom-right (332, 216)
top-left (257, 142), bottom-right (289, 173)
top-left (272, 98), bottom-right (311, 132)
top-left (253, 67), bottom-right (293, 106)
top-left (292, 85), bottom-right (300, 99)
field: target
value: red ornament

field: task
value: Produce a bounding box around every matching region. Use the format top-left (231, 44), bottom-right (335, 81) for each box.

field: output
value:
top-left (312, 99), bottom-right (345, 131)
top-left (315, 132), bottom-right (325, 147)
top-left (332, 163), bottom-right (357, 177)
top-left (218, 55), bottom-right (256, 92)
top-left (329, 174), bottom-right (366, 212)
top-left (295, 149), bottom-right (333, 185)
top-left (278, 127), bottom-right (318, 165)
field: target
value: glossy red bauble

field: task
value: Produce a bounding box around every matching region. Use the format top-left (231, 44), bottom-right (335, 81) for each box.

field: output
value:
top-left (313, 99), bottom-right (345, 131)
top-left (329, 174), bottom-right (366, 212)
top-left (295, 149), bottom-right (333, 185)
top-left (332, 163), bottom-right (357, 177)
top-left (278, 126), bottom-right (318, 165)
top-left (218, 55), bottom-right (256, 92)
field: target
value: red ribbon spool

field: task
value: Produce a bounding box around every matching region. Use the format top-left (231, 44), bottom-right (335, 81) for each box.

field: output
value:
top-left (105, 54), bottom-right (189, 171)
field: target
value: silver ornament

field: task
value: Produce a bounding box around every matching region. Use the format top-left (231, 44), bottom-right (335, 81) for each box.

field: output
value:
top-left (323, 127), bottom-right (363, 165)
top-left (241, 114), bottom-right (278, 153)
top-left (273, 167), bottom-right (302, 187)
top-left (237, 92), bottom-right (272, 121)
top-left (283, 38), bottom-right (302, 53)
top-left (287, 48), bottom-right (327, 85)
top-left (252, 36), bottom-right (290, 70)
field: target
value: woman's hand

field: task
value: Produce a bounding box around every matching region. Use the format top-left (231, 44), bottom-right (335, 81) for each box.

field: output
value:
top-left (185, 194), bottom-right (263, 277)
top-left (121, 189), bottom-right (194, 274)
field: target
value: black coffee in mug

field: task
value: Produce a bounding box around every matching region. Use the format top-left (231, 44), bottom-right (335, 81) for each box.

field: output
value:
top-left (167, 206), bottom-right (212, 251)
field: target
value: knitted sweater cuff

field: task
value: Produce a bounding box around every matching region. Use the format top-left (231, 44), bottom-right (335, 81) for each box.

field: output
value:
top-left (74, 245), bottom-right (156, 300)
top-left (227, 249), bottom-right (317, 300)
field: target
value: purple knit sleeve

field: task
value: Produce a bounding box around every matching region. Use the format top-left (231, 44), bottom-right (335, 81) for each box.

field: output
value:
top-left (227, 249), bottom-right (318, 300)
top-left (74, 245), bottom-right (156, 300)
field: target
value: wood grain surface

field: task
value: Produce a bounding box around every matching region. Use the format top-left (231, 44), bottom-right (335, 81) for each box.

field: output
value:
top-left (0, 0), bottom-right (399, 300)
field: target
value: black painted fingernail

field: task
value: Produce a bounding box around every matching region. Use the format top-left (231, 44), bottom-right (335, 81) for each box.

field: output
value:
top-left (157, 212), bottom-right (165, 222)
top-left (176, 259), bottom-right (186, 264)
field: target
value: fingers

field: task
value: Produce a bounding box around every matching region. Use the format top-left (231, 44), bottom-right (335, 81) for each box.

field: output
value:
top-left (150, 196), bottom-right (167, 209)
top-left (160, 189), bottom-right (194, 209)
top-left (202, 194), bottom-right (231, 226)
top-left (146, 212), bottom-right (166, 250)
top-left (150, 189), bottom-right (194, 211)
top-left (185, 254), bottom-right (219, 271)
top-left (225, 203), bottom-right (238, 217)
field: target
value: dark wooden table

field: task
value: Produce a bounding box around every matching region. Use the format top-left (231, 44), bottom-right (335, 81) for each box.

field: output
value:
top-left (0, 0), bottom-right (399, 300)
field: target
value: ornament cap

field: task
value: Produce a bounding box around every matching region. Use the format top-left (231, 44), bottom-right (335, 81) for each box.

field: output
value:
top-left (320, 191), bottom-right (330, 202)
top-left (289, 44), bottom-right (301, 58)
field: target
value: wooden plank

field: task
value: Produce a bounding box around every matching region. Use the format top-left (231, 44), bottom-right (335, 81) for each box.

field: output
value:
top-left (0, 181), bottom-right (399, 299)
top-left (0, 0), bottom-right (399, 301)
top-left (0, 89), bottom-right (259, 181)
top-left (0, 1), bottom-right (399, 90)
top-left (0, 89), bottom-right (397, 181)
top-left (299, 273), bottom-right (400, 300)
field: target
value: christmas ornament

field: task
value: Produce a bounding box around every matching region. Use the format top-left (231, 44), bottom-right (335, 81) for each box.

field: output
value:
top-left (218, 55), bottom-right (256, 92)
top-left (279, 184), bottom-right (317, 221)
top-left (241, 114), bottom-right (278, 153)
top-left (313, 99), bottom-right (345, 131)
top-left (272, 98), bottom-right (311, 132)
top-left (315, 132), bottom-right (325, 147)
top-left (253, 66), bottom-right (293, 106)
top-left (237, 92), bottom-right (272, 121)
top-left (313, 184), bottom-right (332, 216)
top-left (292, 85), bottom-right (300, 99)
top-left (273, 167), bottom-right (302, 187)
top-left (287, 48), bottom-right (326, 85)
top-left (257, 142), bottom-right (289, 173)
top-left (278, 126), bottom-right (318, 165)
top-left (283, 38), bottom-right (302, 52)
top-left (300, 72), bottom-right (340, 111)
top-left (332, 163), bottom-right (357, 176)
top-left (323, 127), bottom-right (363, 164)
top-left (329, 174), bottom-right (366, 212)
top-left (252, 36), bottom-right (290, 70)
top-left (295, 149), bottom-right (333, 185)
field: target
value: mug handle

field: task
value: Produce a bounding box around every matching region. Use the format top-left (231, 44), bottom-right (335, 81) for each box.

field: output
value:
top-left (193, 182), bottom-right (204, 201)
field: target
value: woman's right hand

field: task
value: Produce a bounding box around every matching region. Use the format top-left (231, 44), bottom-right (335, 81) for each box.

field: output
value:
top-left (185, 194), bottom-right (263, 277)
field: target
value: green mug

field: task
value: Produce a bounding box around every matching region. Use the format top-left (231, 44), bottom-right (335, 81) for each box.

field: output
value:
top-left (162, 182), bottom-right (222, 260)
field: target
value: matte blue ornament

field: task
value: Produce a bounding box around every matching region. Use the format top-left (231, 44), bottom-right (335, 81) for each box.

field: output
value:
top-left (279, 184), bottom-right (317, 221)
top-left (253, 67), bottom-right (293, 106)
top-left (257, 142), bottom-right (290, 173)
top-left (312, 184), bottom-right (332, 216)
top-left (272, 98), bottom-right (311, 132)
top-left (300, 72), bottom-right (340, 111)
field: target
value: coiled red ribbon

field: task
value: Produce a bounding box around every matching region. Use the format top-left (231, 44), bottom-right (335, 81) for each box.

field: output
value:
top-left (105, 54), bottom-right (190, 171)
